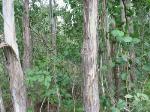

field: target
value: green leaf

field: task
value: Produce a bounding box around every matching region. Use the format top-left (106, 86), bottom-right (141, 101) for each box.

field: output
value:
top-left (123, 36), bottom-right (133, 42)
top-left (132, 38), bottom-right (140, 44)
top-left (110, 61), bottom-right (116, 68)
top-left (101, 65), bottom-right (107, 71)
top-left (111, 29), bottom-right (124, 37)
top-left (117, 99), bottom-right (126, 110)
top-left (38, 75), bottom-right (44, 82)
top-left (143, 64), bottom-right (150, 72)
top-left (134, 95), bottom-right (140, 102)
top-left (0, 64), bottom-right (3, 73)
top-left (125, 94), bottom-right (133, 99)
top-left (135, 57), bottom-right (141, 65)
top-left (137, 93), bottom-right (149, 101)
top-left (44, 76), bottom-right (51, 89)
top-left (122, 55), bottom-right (128, 62)
top-left (116, 36), bottom-right (124, 42)
top-left (144, 42), bottom-right (150, 47)
top-left (148, 51), bottom-right (150, 58)
top-left (112, 107), bottom-right (120, 112)
top-left (120, 73), bottom-right (127, 81)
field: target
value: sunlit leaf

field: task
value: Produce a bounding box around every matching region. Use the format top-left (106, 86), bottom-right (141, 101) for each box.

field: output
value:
top-left (112, 107), bottom-right (120, 112)
top-left (120, 73), bottom-right (127, 81)
top-left (117, 99), bottom-right (126, 110)
top-left (123, 36), bottom-right (133, 43)
top-left (125, 94), bottom-right (133, 99)
top-left (111, 29), bottom-right (124, 37)
top-left (143, 64), bottom-right (150, 72)
top-left (132, 38), bottom-right (140, 44)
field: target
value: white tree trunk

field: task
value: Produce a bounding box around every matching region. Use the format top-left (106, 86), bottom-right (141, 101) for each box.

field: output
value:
top-left (82, 0), bottom-right (100, 112)
top-left (3, 0), bottom-right (19, 59)
top-left (2, 0), bottom-right (27, 112)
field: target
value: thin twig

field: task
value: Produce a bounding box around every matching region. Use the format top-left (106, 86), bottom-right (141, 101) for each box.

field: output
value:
top-left (40, 97), bottom-right (46, 112)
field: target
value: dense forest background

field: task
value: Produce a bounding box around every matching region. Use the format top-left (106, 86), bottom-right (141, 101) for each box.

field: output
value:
top-left (0, 0), bottom-right (150, 112)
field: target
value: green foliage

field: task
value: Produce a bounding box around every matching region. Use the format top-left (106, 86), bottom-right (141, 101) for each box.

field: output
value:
top-left (116, 99), bottom-right (126, 110)
top-left (143, 64), bottom-right (150, 72)
top-left (123, 36), bottom-right (133, 43)
top-left (111, 29), bottom-right (124, 37)
top-left (125, 94), bottom-right (133, 99)
top-left (111, 99), bottom-right (126, 112)
top-left (111, 107), bottom-right (120, 112)
top-left (111, 29), bottom-right (141, 45)
top-left (120, 72), bottom-right (128, 81)
top-left (131, 93), bottom-right (150, 111)
top-left (26, 68), bottom-right (51, 89)
top-left (0, 0), bottom-right (150, 111)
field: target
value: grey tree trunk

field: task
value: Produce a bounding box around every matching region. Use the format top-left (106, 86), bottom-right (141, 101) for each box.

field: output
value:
top-left (0, 88), bottom-right (5, 112)
top-left (120, 0), bottom-right (127, 31)
top-left (49, 0), bottom-right (57, 55)
top-left (82, 0), bottom-right (100, 112)
top-left (23, 0), bottom-right (32, 70)
top-left (2, 0), bottom-right (27, 112)
top-left (127, 0), bottom-right (136, 83)
top-left (22, 0), bottom-right (32, 108)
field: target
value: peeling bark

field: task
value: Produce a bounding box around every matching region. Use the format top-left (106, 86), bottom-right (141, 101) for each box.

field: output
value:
top-left (82, 0), bottom-right (100, 112)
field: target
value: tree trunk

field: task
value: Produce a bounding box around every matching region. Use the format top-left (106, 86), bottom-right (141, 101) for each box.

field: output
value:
top-left (49, 0), bottom-right (57, 55)
top-left (120, 0), bottom-right (127, 31)
top-left (23, 0), bottom-right (32, 70)
top-left (111, 42), bottom-right (120, 101)
top-left (22, 0), bottom-right (32, 109)
top-left (2, 0), bottom-right (27, 112)
top-left (49, 1), bottom-right (61, 111)
top-left (127, 0), bottom-right (136, 84)
top-left (82, 0), bottom-right (100, 112)
top-left (0, 88), bottom-right (5, 112)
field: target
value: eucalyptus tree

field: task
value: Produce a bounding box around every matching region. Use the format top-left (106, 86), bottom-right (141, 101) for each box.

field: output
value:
top-left (1, 0), bottom-right (27, 111)
top-left (22, 0), bottom-right (32, 110)
top-left (23, 0), bottom-right (32, 71)
top-left (82, 0), bottom-right (100, 112)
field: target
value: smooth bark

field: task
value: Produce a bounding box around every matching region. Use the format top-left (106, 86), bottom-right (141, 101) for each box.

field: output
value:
top-left (2, 0), bottom-right (27, 111)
